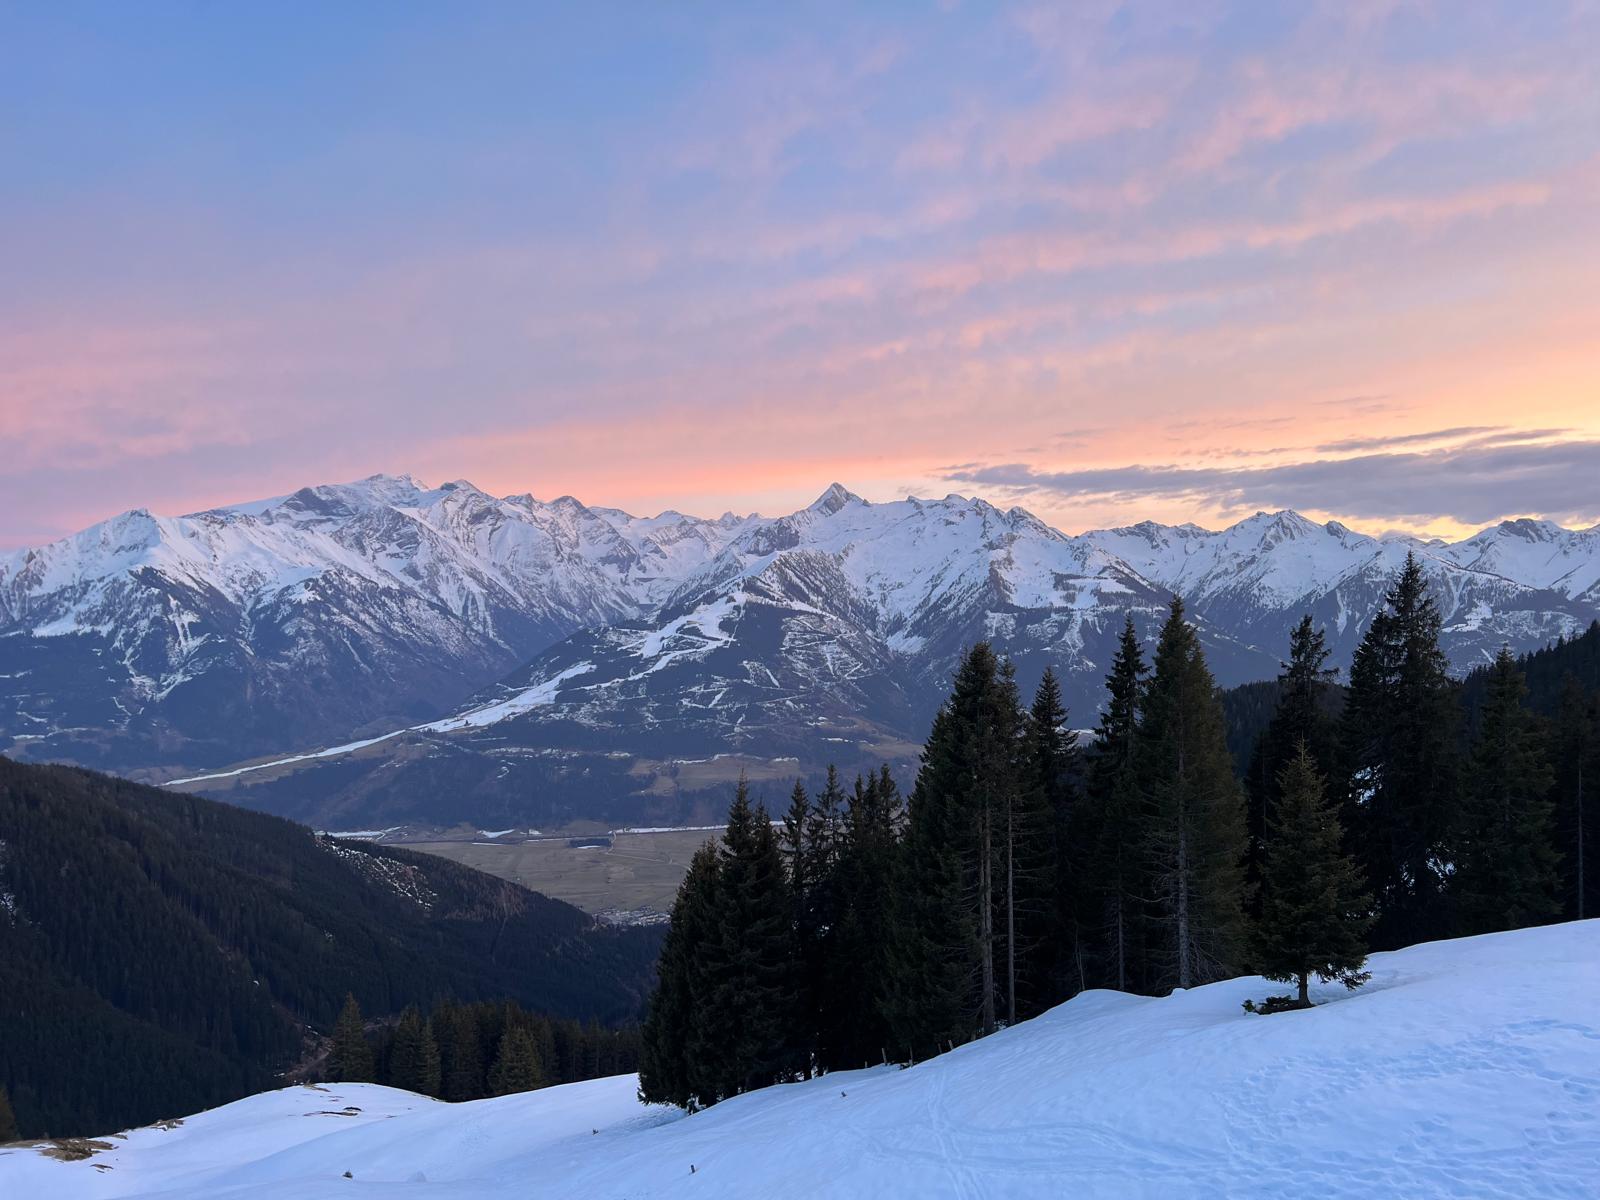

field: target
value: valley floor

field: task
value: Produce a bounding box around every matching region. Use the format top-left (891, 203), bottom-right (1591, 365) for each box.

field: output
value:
top-left (405, 826), bottom-right (714, 919)
top-left (3, 921), bottom-right (1597, 1198)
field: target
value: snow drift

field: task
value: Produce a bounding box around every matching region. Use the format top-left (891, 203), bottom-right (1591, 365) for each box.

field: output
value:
top-left (3, 920), bottom-right (1596, 1198)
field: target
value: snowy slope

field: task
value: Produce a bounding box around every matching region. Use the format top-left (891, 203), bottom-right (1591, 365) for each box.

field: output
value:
top-left (4, 920), bottom-right (1596, 1199)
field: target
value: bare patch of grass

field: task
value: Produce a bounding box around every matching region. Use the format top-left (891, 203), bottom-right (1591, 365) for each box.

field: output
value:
top-left (40, 1137), bottom-right (115, 1162)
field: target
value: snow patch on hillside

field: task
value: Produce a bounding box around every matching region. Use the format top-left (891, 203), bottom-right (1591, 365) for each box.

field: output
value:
top-left (3, 921), bottom-right (1595, 1198)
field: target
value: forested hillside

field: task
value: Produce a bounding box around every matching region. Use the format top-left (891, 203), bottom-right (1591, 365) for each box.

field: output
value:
top-left (0, 758), bottom-right (660, 1139)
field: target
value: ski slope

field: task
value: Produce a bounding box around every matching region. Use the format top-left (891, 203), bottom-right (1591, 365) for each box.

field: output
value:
top-left (4, 922), bottom-right (1596, 1198)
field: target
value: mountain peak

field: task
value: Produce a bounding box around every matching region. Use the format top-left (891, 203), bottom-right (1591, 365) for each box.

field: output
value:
top-left (809, 483), bottom-right (863, 516)
top-left (1494, 517), bottom-right (1564, 542)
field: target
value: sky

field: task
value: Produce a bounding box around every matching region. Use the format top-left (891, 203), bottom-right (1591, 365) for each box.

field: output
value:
top-left (3, 1), bottom-right (1599, 549)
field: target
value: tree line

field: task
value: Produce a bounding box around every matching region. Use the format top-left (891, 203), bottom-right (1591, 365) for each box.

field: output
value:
top-left (640, 553), bottom-right (1589, 1110)
top-left (326, 994), bottom-right (641, 1101)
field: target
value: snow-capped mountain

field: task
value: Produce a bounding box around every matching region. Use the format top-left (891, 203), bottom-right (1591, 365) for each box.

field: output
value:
top-left (4, 474), bottom-right (1599, 825)
top-left (0, 475), bottom-right (752, 771)
top-left (1082, 510), bottom-right (1599, 675)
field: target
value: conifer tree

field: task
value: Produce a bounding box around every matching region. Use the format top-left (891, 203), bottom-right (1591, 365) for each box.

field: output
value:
top-left (1255, 744), bottom-right (1371, 1007)
top-left (638, 841), bottom-right (721, 1109)
top-left (1138, 598), bottom-right (1250, 990)
top-left (1454, 648), bottom-right (1560, 934)
top-left (1245, 616), bottom-right (1339, 918)
top-left (820, 765), bottom-right (900, 1070)
top-left (694, 779), bottom-right (801, 1102)
top-left (802, 767), bottom-right (850, 1068)
top-left (439, 1005), bottom-right (484, 1102)
top-left (885, 643), bottom-right (1023, 1054)
top-left (389, 1005), bottom-right (441, 1097)
top-left (811, 765), bottom-right (846, 877)
top-left (0, 1084), bottom-right (17, 1144)
top-left (1553, 673), bottom-right (1596, 921)
top-left (328, 992), bottom-right (374, 1082)
top-left (780, 779), bottom-right (815, 935)
top-left (1084, 617), bottom-right (1148, 992)
top-left (488, 1024), bottom-right (544, 1095)
top-left (1339, 552), bottom-right (1461, 949)
top-left (779, 778), bottom-right (822, 1070)
top-left (1021, 667), bottom-right (1079, 1011)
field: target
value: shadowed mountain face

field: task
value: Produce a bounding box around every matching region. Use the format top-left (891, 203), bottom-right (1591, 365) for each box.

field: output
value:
top-left (0, 755), bottom-right (662, 1138)
top-left (4, 476), bottom-right (1598, 826)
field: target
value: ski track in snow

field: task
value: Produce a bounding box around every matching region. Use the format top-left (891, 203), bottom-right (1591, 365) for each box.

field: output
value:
top-left (2, 921), bottom-right (1597, 1199)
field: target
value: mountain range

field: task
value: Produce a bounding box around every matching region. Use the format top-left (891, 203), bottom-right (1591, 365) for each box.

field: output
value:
top-left (4, 474), bottom-right (1598, 826)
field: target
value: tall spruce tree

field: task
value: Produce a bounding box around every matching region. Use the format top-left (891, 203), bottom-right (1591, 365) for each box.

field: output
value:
top-left (1254, 744), bottom-right (1371, 1007)
top-left (1022, 667), bottom-right (1080, 1011)
top-left (693, 779), bottom-right (801, 1103)
top-left (1244, 616), bottom-right (1339, 919)
top-left (1454, 648), bottom-right (1560, 935)
top-left (389, 1005), bottom-right (442, 1097)
top-left (1339, 552), bottom-right (1461, 949)
top-left (1138, 597), bottom-right (1251, 991)
top-left (638, 841), bottom-right (721, 1109)
top-left (1553, 673), bottom-right (1596, 921)
top-left (780, 779), bottom-right (815, 932)
top-left (487, 1023), bottom-right (544, 1095)
top-left (439, 1005), bottom-right (484, 1102)
top-left (885, 643), bottom-right (1023, 1054)
top-left (328, 993), bottom-right (373, 1082)
top-left (1083, 616), bottom-right (1148, 992)
top-left (779, 778), bottom-right (822, 1071)
top-left (820, 765), bottom-right (901, 1070)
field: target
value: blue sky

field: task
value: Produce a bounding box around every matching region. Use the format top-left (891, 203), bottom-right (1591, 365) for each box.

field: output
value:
top-left (3, 1), bottom-right (1598, 545)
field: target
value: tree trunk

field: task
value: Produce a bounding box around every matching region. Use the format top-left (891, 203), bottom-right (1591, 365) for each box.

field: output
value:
top-left (979, 806), bottom-right (995, 1036)
top-left (1578, 759), bottom-right (1586, 921)
top-left (1114, 896), bottom-right (1125, 992)
top-left (1176, 810), bottom-right (1190, 990)
top-left (1297, 970), bottom-right (1309, 1007)
top-left (1006, 802), bottom-right (1016, 1026)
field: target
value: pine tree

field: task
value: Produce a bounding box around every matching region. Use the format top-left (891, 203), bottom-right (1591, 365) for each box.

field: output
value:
top-left (1245, 616), bottom-right (1339, 920)
top-left (1454, 648), bottom-right (1560, 935)
top-left (820, 765), bottom-right (900, 1070)
top-left (884, 713), bottom-right (976, 1062)
top-left (1083, 617), bottom-right (1148, 992)
top-left (779, 778), bottom-right (823, 1073)
top-left (389, 1005), bottom-right (441, 1097)
top-left (0, 1084), bottom-right (17, 1143)
top-left (1553, 673), bottom-right (1596, 921)
top-left (488, 1023), bottom-right (544, 1095)
top-left (638, 841), bottom-right (721, 1108)
top-left (1254, 744), bottom-right (1371, 1007)
top-left (438, 1004), bottom-right (484, 1102)
top-left (1021, 667), bottom-right (1080, 1012)
top-left (328, 993), bottom-right (374, 1082)
top-left (1138, 598), bottom-right (1251, 991)
top-left (1340, 552), bottom-right (1461, 949)
top-left (884, 643), bottom-right (1023, 1054)
top-left (780, 779), bottom-right (814, 932)
top-left (812, 765), bottom-right (846, 878)
top-left (694, 778), bottom-right (801, 1102)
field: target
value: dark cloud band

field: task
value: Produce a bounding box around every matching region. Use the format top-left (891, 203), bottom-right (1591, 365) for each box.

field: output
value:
top-left (944, 439), bottom-right (1600, 528)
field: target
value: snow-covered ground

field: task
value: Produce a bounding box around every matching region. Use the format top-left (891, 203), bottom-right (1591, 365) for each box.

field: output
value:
top-left (4, 921), bottom-right (1596, 1198)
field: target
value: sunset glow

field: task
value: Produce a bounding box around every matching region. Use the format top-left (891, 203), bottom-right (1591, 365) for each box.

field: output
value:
top-left (3, 3), bottom-right (1598, 546)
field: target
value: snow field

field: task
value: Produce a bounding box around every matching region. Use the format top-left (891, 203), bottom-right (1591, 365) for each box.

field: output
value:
top-left (3, 920), bottom-right (1596, 1198)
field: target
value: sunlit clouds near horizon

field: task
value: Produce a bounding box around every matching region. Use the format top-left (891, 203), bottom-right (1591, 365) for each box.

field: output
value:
top-left (2, 2), bottom-right (1598, 547)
